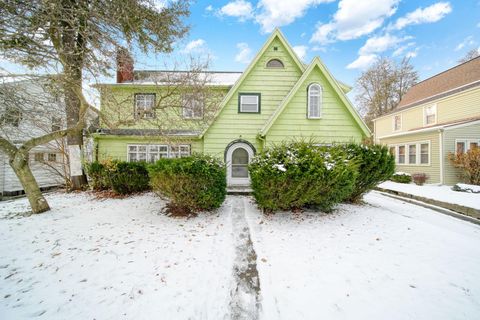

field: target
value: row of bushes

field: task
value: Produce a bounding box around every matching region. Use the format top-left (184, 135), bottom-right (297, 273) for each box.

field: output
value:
top-left (250, 142), bottom-right (394, 212)
top-left (85, 142), bottom-right (394, 214)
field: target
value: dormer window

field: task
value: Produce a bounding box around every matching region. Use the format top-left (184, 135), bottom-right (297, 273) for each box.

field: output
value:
top-left (134, 93), bottom-right (155, 119)
top-left (266, 59), bottom-right (284, 68)
top-left (307, 83), bottom-right (322, 119)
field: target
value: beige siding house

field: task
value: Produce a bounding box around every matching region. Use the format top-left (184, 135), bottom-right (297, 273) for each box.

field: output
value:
top-left (373, 56), bottom-right (480, 185)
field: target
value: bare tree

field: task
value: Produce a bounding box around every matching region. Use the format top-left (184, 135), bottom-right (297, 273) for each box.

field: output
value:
top-left (458, 48), bottom-right (480, 64)
top-left (0, 0), bottom-right (190, 191)
top-left (355, 56), bottom-right (418, 130)
top-left (0, 0), bottom-right (190, 212)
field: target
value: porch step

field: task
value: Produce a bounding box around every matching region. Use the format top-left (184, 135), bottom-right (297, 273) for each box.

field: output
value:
top-left (227, 186), bottom-right (253, 195)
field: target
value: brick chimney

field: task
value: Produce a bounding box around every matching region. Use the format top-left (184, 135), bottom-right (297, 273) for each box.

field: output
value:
top-left (116, 48), bottom-right (134, 83)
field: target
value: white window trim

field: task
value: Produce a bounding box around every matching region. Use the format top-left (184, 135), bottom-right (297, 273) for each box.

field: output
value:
top-left (239, 94), bottom-right (260, 113)
top-left (134, 94), bottom-right (156, 119)
top-left (423, 104), bottom-right (437, 126)
top-left (388, 140), bottom-right (431, 166)
top-left (307, 83), bottom-right (322, 119)
top-left (127, 144), bottom-right (191, 162)
top-left (455, 138), bottom-right (480, 155)
top-left (392, 113), bottom-right (402, 132)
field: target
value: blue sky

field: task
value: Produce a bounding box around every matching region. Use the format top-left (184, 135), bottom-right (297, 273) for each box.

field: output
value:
top-left (137, 0), bottom-right (480, 88)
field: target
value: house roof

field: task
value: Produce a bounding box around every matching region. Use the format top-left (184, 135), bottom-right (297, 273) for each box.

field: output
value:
top-left (132, 70), bottom-right (243, 86)
top-left (95, 128), bottom-right (201, 137)
top-left (395, 56), bottom-right (480, 110)
top-left (260, 57), bottom-right (370, 137)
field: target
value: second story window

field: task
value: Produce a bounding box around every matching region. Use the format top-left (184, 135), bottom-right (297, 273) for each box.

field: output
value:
top-left (239, 93), bottom-right (261, 113)
top-left (52, 117), bottom-right (62, 132)
top-left (424, 105), bottom-right (436, 125)
top-left (134, 94), bottom-right (155, 119)
top-left (307, 83), bottom-right (322, 119)
top-left (393, 114), bottom-right (402, 131)
top-left (183, 94), bottom-right (204, 119)
top-left (1, 106), bottom-right (22, 127)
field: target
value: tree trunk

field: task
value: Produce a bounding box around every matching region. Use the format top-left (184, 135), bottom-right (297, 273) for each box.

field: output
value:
top-left (10, 153), bottom-right (50, 214)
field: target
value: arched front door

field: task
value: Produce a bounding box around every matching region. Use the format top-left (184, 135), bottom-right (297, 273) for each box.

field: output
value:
top-left (225, 142), bottom-right (255, 187)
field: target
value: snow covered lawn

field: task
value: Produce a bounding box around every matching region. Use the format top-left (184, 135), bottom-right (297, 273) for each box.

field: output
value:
top-left (378, 181), bottom-right (480, 210)
top-left (1, 191), bottom-right (480, 319)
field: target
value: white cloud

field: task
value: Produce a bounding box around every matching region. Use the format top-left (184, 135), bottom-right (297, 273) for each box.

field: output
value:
top-left (312, 46), bottom-right (327, 53)
top-left (311, 0), bottom-right (399, 44)
top-left (292, 45), bottom-right (308, 60)
top-left (455, 36), bottom-right (476, 51)
top-left (205, 5), bottom-right (214, 12)
top-left (219, 0), bottom-right (254, 21)
top-left (256, 0), bottom-right (334, 33)
top-left (182, 39), bottom-right (207, 53)
top-left (392, 2), bottom-right (452, 30)
top-left (359, 34), bottom-right (408, 55)
top-left (392, 42), bottom-right (415, 57)
top-left (235, 42), bottom-right (253, 64)
top-left (346, 54), bottom-right (378, 69)
top-left (405, 48), bottom-right (419, 58)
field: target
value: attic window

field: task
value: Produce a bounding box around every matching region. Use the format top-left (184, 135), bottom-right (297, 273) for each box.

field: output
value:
top-left (273, 46), bottom-right (278, 51)
top-left (307, 83), bottom-right (322, 119)
top-left (266, 59), bottom-right (284, 68)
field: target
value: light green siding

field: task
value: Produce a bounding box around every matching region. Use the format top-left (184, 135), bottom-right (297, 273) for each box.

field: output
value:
top-left (203, 37), bottom-right (303, 157)
top-left (95, 136), bottom-right (203, 162)
top-left (266, 65), bottom-right (363, 145)
top-left (379, 131), bottom-right (441, 183)
top-left (443, 122), bottom-right (480, 185)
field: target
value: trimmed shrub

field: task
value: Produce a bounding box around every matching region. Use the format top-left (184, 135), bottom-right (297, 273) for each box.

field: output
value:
top-left (448, 148), bottom-right (480, 185)
top-left (85, 160), bottom-right (150, 194)
top-left (341, 143), bottom-right (395, 202)
top-left (391, 172), bottom-right (412, 183)
top-left (110, 162), bottom-right (150, 195)
top-left (249, 142), bottom-right (358, 213)
top-left (148, 154), bottom-right (226, 214)
top-left (412, 173), bottom-right (428, 185)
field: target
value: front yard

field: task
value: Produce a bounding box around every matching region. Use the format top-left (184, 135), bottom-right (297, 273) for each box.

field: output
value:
top-left (1, 191), bottom-right (480, 319)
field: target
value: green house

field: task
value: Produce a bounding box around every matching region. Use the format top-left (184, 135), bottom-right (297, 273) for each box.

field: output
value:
top-left (93, 29), bottom-right (370, 187)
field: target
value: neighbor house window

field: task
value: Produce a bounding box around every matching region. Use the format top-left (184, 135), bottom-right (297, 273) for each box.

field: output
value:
top-left (398, 145), bottom-right (405, 164)
top-left (134, 94), bottom-right (155, 119)
top-left (408, 144), bottom-right (417, 164)
top-left (420, 143), bottom-right (429, 164)
top-left (34, 153), bottom-right (44, 162)
top-left (52, 117), bottom-right (62, 132)
top-left (47, 153), bottom-right (57, 162)
top-left (307, 83), bottom-right (322, 119)
top-left (393, 114), bottom-right (402, 131)
top-left (128, 144), bottom-right (190, 162)
top-left (1, 106), bottom-right (22, 127)
top-left (239, 93), bottom-right (260, 113)
top-left (266, 59), bottom-right (284, 68)
top-left (424, 105), bottom-right (436, 125)
top-left (183, 94), bottom-right (204, 119)
top-left (456, 139), bottom-right (480, 154)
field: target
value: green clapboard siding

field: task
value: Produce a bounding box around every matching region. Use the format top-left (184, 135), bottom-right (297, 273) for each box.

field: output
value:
top-left (266, 65), bottom-right (363, 145)
top-left (203, 37), bottom-right (303, 157)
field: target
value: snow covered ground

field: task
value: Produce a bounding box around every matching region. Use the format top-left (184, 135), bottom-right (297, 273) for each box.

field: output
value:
top-left (379, 181), bottom-right (480, 210)
top-left (1, 191), bottom-right (480, 319)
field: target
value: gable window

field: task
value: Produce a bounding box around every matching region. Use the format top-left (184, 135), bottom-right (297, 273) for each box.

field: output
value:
top-left (128, 144), bottom-right (190, 162)
top-left (393, 114), bottom-right (402, 131)
top-left (408, 144), bottom-right (417, 164)
top-left (183, 94), bottom-right (204, 119)
top-left (307, 83), bottom-right (322, 119)
top-left (424, 105), bottom-right (436, 125)
top-left (239, 93), bottom-right (261, 113)
top-left (266, 59), bottom-right (284, 68)
top-left (134, 94), bottom-right (155, 119)
top-left (52, 117), bottom-right (62, 132)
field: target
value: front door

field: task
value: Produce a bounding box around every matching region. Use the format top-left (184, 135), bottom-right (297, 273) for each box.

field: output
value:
top-left (226, 142), bottom-right (254, 187)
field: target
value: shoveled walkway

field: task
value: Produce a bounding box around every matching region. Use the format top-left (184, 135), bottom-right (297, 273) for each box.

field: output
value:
top-left (228, 197), bottom-right (261, 320)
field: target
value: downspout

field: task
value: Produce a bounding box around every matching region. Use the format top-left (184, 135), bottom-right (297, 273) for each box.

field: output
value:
top-left (438, 129), bottom-right (444, 184)
top-left (257, 134), bottom-right (266, 152)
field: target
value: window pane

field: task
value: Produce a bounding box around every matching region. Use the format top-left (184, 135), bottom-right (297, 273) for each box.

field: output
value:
top-left (232, 148), bottom-right (248, 165)
top-left (398, 146), bottom-right (405, 164)
top-left (470, 142), bottom-right (478, 150)
top-left (409, 145), bottom-right (416, 164)
top-left (266, 59), bottom-right (284, 68)
top-left (232, 165), bottom-right (248, 178)
top-left (420, 143), bottom-right (429, 164)
top-left (456, 142), bottom-right (465, 154)
top-left (241, 95), bottom-right (258, 104)
top-left (389, 147), bottom-right (395, 156)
